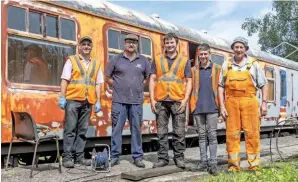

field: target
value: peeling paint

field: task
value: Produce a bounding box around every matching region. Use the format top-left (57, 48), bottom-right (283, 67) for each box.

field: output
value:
top-left (2, 0), bottom-right (298, 146)
top-left (51, 0), bottom-right (298, 70)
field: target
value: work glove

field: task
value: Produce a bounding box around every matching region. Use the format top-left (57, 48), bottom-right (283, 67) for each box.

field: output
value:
top-left (58, 96), bottom-right (67, 110)
top-left (95, 101), bottom-right (101, 113)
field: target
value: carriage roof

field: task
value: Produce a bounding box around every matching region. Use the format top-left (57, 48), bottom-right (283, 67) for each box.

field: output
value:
top-left (54, 0), bottom-right (298, 70)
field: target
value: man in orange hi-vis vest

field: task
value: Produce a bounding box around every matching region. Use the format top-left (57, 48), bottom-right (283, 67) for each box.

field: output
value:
top-left (189, 43), bottom-right (221, 176)
top-left (218, 37), bottom-right (268, 172)
top-left (58, 36), bottom-right (104, 168)
top-left (149, 33), bottom-right (192, 169)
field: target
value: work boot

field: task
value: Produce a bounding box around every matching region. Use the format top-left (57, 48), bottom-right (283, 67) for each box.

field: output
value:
top-left (76, 158), bottom-right (91, 166)
top-left (226, 166), bottom-right (240, 173)
top-left (248, 166), bottom-right (260, 171)
top-left (152, 160), bottom-right (168, 168)
top-left (174, 158), bottom-right (185, 169)
top-left (63, 160), bottom-right (74, 168)
top-left (208, 164), bottom-right (219, 176)
top-left (134, 159), bottom-right (145, 168)
top-left (111, 158), bottom-right (120, 167)
top-left (189, 161), bottom-right (208, 172)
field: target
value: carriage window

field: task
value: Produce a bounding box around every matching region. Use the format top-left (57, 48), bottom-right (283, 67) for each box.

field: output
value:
top-left (265, 67), bottom-right (275, 101)
top-left (8, 6), bottom-right (26, 31)
top-left (108, 52), bottom-right (118, 62)
top-left (211, 54), bottom-right (224, 65)
top-left (46, 15), bottom-right (58, 38)
top-left (61, 18), bottom-right (75, 41)
top-left (7, 35), bottom-right (75, 86)
top-left (141, 37), bottom-right (151, 56)
top-left (29, 12), bottom-right (42, 34)
top-left (280, 70), bottom-right (287, 106)
top-left (108, 29), bottom-right (144, 53)
top-left (120, 32), bottom-right (129, 50)
top-left (108, 30), bottom-right (120, 49)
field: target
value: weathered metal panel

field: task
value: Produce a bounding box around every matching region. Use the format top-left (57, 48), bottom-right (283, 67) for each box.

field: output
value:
top-left (52, 0), bottom-right (298, 70)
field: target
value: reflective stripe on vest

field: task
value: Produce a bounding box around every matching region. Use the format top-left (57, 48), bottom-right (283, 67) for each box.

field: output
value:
top-left (157, 77), bottom-right (184, 83)
top-left (160, 55), bottom-right (166, 75)
top-left (189, 63), bottom-right (221, 113)
top-left (159, 55), bottom-right (183, 80)
top-left (192, 68), bottom-right (197, 96)
top-left (66, 54), bottom-right (100, 104)
top-left (154, 54), bottom-right (186, 101)
top-left (70, 56), bottom-right (97, 86)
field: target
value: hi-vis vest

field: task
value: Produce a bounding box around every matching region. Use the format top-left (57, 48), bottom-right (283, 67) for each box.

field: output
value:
top-left (224, 57), bottom-right (257, 97)
top-left (65, 54), bottom-right (101, 104)
top-left (189, 63), bottom-right (221, 113)
top-left (154, 54), bottom-right (188, 101)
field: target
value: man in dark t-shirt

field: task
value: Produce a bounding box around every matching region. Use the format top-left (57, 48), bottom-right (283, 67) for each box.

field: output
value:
top-left (105, 34), bottom-right (150, 168)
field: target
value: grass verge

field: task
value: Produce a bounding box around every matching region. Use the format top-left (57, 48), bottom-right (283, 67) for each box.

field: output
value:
top-left (195, 156), bottom-right (298, 182)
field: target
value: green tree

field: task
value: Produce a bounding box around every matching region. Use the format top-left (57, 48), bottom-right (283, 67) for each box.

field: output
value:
top-left (242, 0), bottom-right (298, 62)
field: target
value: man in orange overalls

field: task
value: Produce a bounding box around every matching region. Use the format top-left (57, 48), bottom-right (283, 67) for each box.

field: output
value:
top-left (218, 37), bottom-right (268, 171)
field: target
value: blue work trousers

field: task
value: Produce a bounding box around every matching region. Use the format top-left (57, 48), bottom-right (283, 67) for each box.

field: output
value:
top-left (111, 102), bottom-right (144, 160)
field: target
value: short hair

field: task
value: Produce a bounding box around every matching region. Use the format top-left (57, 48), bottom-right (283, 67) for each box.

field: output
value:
top-left (163, 32), bottom-right (179, 43)
top-left (198, 43), bottom-right (210, 52)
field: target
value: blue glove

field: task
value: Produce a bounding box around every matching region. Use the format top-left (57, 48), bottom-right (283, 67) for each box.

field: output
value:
top-left (58, 96), bottom-right (67, 110)
top-left (95, 101), bottom-right (101, 113)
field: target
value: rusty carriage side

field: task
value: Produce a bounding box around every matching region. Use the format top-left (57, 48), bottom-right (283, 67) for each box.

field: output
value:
top-left (2, 0), bottom-right (298, 168)
top-left (1, 0), bottom-right (178, 167)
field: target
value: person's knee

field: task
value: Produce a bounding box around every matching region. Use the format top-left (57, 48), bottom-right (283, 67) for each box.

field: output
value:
top-left (174, 126), bottom-right (185, 138)
top-left (208, 130), bottom-right (218, 143)
top-left (157, 125), bottom-right (168, 135)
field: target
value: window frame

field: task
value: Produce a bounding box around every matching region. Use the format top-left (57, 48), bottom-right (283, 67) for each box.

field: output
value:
top-left (107, 28), bottom-right (153, 59)
top-left (6, 4), bottom-right (77, 44)
top-left (28, 10), bottom-right (43, 36)
top-left (105, 28), bottom-right (153, 96)
top-left (4, 3), bottom-right (78, 91)
top-left (280, 69), bottom-right (287, 99)
top-left (140, 36), bottom-right (153, 57)
top-left (45, 14), bottom-right (59, 39)
top-left (265, 66), bottom-right (276, 102)
top-left (210, 52), bottom-right (225, 65)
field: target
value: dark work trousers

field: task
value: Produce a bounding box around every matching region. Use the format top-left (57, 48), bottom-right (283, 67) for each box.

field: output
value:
top-left (156, 101), bottom-right (186, 162)
top-left (111, 102), bottom-right (144, 160)
top-left (63, 100), bottom-right (91, 162)
top-left (194, 113), bottom-right (218, 165)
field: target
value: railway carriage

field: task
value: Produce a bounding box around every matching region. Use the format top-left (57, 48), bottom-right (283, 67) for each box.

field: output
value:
top-left (1, 0), bottom-right (298, 167)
